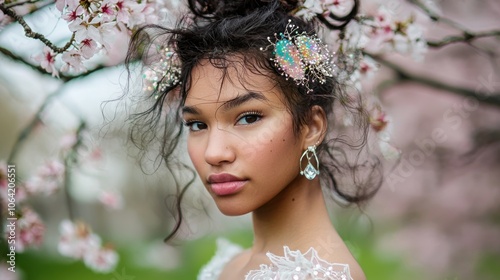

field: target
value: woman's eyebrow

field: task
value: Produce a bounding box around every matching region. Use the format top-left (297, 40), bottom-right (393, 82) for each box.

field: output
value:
top-left (181, 105), bottom-right (199, 115)
top-left (181, 91), bottom-right (268, 115)
top-left (221, 91), bottom-right (268, 111)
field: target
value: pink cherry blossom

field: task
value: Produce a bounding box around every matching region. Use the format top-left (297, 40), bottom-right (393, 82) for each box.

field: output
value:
top-left (94, 21), bottom-right (117, 51)
top-left (124, 1), bottom-right (148, 27)
top-left (58, 220), bottom-right (101, 259)
top-left (140, 2), bottom-right (160, 25)
top-left (295, 0), bottom-right (323, 21)
top-left (80, 38), bottom-right (100, 59)
top-left (83, 245), bottom-right (119, 273)
top-left (98, 190), bottom-right (124, 210)
top-left (62, 5), bottom-right (85, 22)
top-left (370, 108), bottom-right (389, 132)
top-left (55, 0), bottom-right (66, 12)
top-left (61, 50), bottom-right (86, 73)
top-left (378, 139), bottom-right (401, 160)
top-left (324, 0), bottom-right (355, 17)
top-left (374, 6), bottom-right (394, 28)
top-left (33, 47), bottom-right (59, 77)
top-left (358, 55), bottom-right (379, 78)
top-left (56, 0), bottom-right (80, 12)
top-left (341, 20), bottom-right (370, 50)
top-left (369, 108), bottom-right (401, 160)
top-left (88, 148), bottom-right (103, 161)
top-left (24, 160), bottom-right (65, 195)
top-left (0, 161), bottom-right (28, 206)
top-left (100, 0), bottom-right (118, 22)
top-left (369, 17), bottom-right (395, 43)
top-left (58, 220), bottom-right (119, 272)
top-left (15, 207), bottom-right (46, 252)
top-left (115, 0), bottom-right (132, 25)
top-left (59, 133), bottom-right (78, 150)
top-left (70, 17), bottom-right (102, 44)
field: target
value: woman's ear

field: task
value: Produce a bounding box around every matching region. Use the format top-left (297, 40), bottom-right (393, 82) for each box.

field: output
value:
top-left (302, 105), bottom-right (327, 149)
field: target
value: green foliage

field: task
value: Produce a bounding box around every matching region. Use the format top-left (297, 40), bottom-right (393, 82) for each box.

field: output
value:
top-left (10, 228), bottom-right (500, 279)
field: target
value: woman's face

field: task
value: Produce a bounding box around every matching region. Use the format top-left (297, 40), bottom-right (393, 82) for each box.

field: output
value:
top-left (182, 60), bottom-right (308, 216)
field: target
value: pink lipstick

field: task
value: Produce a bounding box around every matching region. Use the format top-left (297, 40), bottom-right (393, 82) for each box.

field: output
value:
top-left (208, 173), bottom-right (247, 196)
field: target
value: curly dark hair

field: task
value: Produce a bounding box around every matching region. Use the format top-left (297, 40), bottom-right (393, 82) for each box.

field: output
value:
top-left (125, 0), bottom-right (381, 241)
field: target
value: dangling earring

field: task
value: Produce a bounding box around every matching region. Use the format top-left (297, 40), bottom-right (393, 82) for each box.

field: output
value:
top-left (299, 145), bottom-right (320, 180)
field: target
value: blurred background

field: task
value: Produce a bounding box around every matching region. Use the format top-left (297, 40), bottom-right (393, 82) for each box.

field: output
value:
top-left (1, 0), bottom-right (500, 279)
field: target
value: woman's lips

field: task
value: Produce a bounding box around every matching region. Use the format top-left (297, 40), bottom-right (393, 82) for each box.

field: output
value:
top-left (208, 173), bottom-right (247, 196)
top-left (210, 181), bottom-right (247, 196)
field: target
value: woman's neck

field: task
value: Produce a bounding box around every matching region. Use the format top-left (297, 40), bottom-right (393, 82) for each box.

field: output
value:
top-left (250, 177), bottom-right (335, 255)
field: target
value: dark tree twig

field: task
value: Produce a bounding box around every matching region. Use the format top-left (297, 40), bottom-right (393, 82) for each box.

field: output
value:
top-left (427, 30), bottom-right (500, 48)
top-left (0, 3), bottom-right (74, 53)
top-left (368, 53), bottom-right (500, 108)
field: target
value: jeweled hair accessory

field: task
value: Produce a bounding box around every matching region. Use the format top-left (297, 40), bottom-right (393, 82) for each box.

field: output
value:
top-left (143, 45), bottom-right (181, 98)
top-left (261, 19), bottom-right (334, 93)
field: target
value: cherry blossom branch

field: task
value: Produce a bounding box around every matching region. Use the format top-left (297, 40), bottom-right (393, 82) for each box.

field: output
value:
top-left (0, 46), bottom-right (113, 81)
top-left (407, 0), bottom-right (469, 30)
top-left (427, 30), bottom-right (500, 48)
top-left (63, 121), bottom-right (87, 221)
top-left (5, 0), bottom-right (44, 9)
top-left (0, 46), bottom-right (49, 76)
top-left (0, 3), bottom-right (74, 53)
top-left (7, 88), bottom-right (64, 165)
top-left (367, 53), bottom-right (500, 108)
top-left (408, 0), bottom-right (500, 49)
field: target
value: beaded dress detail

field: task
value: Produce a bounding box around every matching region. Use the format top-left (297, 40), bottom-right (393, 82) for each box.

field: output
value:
top-left (198, 239), bottom-right (352, 280)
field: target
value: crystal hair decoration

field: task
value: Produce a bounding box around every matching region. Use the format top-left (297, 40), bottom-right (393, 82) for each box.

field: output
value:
top-left (300, 145), bottom-right (320, 180)
top-left (261, 20), bottom-right (334, 93)
top-left (143, 45), bottom-right (181, 98)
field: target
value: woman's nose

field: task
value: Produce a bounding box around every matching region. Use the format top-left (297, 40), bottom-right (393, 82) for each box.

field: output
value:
top-left (204, 128), bottom-right (236, 166)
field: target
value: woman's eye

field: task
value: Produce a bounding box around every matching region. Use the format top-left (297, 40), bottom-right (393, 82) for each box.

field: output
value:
top-left (185, 121), bottom-right (207, 131)
top-left (236, 113), bottom-right (262, 125)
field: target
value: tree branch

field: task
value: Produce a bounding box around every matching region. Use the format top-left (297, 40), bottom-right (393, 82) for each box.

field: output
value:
top-left (408, 0), bottom-right (500, 49)
top-left (427, 30), bottom-right (500, 48)
top-left (7, 88), bottom-right (64, 164)
top-left (0, 3), bottom-right (74, 53)
top-left (1, 45), bottom-right (117, 82)
top-left (407, 0), bottom-right (469, 31)
top-left (368, 53), bottom-right (500, 108)
top-left (0, 45), bottom-right (48, 74)
top-left (63, 120), bottom-right (87, 221)
top-left (5, 0), bottom-right (44, 9)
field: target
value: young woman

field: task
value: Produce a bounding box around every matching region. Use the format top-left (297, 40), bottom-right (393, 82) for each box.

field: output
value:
top-left (127, 0), bottom-right (381, 279)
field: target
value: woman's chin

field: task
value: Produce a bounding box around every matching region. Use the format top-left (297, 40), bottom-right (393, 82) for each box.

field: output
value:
top-left (214, 200), bottom-right (253, 216)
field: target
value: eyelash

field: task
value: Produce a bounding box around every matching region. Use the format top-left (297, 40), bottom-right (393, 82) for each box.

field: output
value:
top-left (236, 111), bottom-right (263, 125)
top-left (183, 111), bottom-right (263, 132)
top-left (183, 120), bottom-right (205, 132)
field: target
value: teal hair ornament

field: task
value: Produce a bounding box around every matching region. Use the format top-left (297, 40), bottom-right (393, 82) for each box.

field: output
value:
top-left (261, 20), bottom-right (334, 93)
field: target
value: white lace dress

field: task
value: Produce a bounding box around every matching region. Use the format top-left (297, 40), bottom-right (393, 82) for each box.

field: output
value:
top-left (197, 239), bottom-right (353, 280)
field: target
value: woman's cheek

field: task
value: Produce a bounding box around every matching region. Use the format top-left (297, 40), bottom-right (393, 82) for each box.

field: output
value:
top-left (187, 140), bottom-right (204, 171)
top-left (237, 132), bottom-right (276, 161)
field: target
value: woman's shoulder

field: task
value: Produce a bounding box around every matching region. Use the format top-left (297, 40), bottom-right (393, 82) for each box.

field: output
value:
top-left (197, 238), bottom-right (244, 280)
top-left (245, 245), bottom-right (356, 280)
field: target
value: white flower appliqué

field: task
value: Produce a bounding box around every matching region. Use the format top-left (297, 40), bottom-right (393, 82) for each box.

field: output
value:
top-left (246, 246), bottom-right (352, 280)
top-left (198, 239), bottom-right (352, 280)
